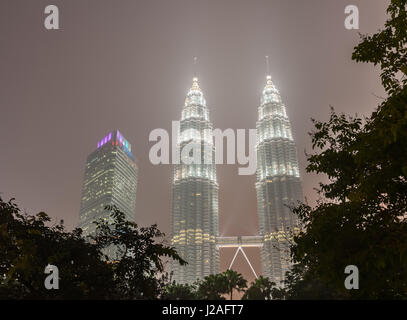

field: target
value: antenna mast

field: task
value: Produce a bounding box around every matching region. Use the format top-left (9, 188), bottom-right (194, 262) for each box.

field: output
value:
top-left (265, 55), bottom-right (270, 76)
top-left (193, 56), bottom-right (198, 79)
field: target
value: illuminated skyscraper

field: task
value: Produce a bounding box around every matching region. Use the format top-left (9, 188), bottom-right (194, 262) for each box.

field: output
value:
top-left (256, 75), bottom-right (303, 285)
top-left (171, 77), bottom-right (219, 284)
top-left (78, 130), bottom-right (138, 258)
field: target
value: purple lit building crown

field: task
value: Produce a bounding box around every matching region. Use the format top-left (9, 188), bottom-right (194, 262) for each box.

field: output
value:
top-left (96, 130), bottom-right (133, 158)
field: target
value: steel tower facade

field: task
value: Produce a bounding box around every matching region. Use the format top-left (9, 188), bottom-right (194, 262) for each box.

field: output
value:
top-left (79, 130), bottom-right (138, 259)
top-left (171, 77), bottom-right (219, 284)
top-left (255, 75), bottom-right (303, 285)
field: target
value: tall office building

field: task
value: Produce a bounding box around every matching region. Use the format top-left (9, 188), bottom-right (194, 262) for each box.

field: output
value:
top-left (171, 77), bottom-right (219, 284)
top-left (79, 130), bottom-right (138, 258)
top-left (256, 75), bottom-right (303, 285)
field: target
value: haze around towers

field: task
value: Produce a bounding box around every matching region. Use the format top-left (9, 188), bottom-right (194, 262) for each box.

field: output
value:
top-left (0, 0), bottom-right (388, 286)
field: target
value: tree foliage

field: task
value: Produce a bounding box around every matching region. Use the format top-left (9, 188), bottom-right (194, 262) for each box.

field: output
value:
top-left (352, 0), bottom-right (407, 94)
top-left (91, 205), bottom-right (187, 299)
top-left (242, 276), bottom-right (277, 300)
top-left (162, 282), bottom-right (198, 300)
top-left (0, 198), bottom-right (186, 299)
top-left (0, 197), bottom-right (114, 299)
top-left (222, 269), bottom-right (247, 300)
top-left (163, 270), bottom-right (248, 300)
top-left (196, 273), bottom-right (228, 300)
top-left (284, 0), bottom-right (407, 299)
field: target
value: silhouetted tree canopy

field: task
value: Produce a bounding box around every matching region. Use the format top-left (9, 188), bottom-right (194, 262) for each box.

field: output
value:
top-left (242, 276), bottom-right (278, 300)
top-left (0, 197), bottom-right (114, 299)
top-left (91, 205), bottom-right (186, 299)
top-left (0, 198), bottom-right (186, 299)
top-left (162, 282), bottom-right (198, 300)
top-left (282, 0), bottom-right (407, 299)
top-left (162, 270), bottom-right (248, 300)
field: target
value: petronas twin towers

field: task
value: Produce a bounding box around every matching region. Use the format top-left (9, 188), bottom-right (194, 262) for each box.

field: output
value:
top-left (171, 78), bottom-right (220, 282)
top-left (171, 74), bottom-right (303, 286)
top-left (256, 76), bottom-right (303, 284)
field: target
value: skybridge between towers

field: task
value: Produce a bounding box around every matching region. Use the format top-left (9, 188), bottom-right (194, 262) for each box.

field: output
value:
top-left (216, 236), bottom-right (263, 279)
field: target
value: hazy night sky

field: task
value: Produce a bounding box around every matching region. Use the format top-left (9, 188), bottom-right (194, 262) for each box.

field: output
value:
top-left (0, 0), bottom-right (388, 283)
